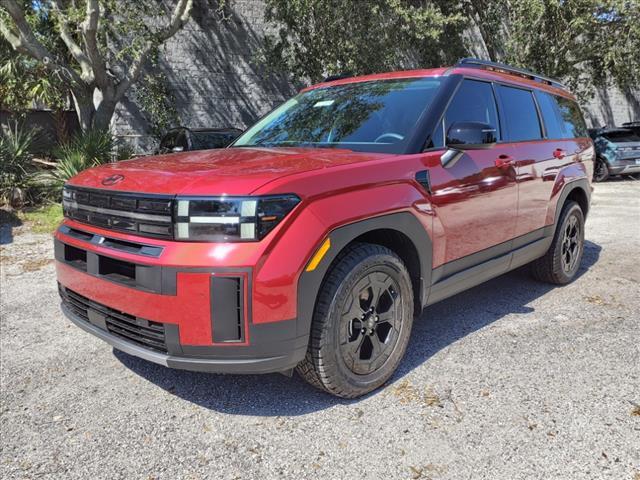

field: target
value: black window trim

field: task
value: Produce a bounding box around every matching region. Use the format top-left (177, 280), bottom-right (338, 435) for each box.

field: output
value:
top-left (403, 73), bottom-right (584, 153)
top-left (421, 75), bottom-right (503, 152)
top-left (493, 81), bottom-right (545, 144)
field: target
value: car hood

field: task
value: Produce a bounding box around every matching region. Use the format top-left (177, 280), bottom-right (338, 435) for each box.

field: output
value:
top-left (68, 147), bottom-right (389, 195)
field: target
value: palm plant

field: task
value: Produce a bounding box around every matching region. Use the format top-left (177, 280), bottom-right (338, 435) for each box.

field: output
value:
top-left (0, 122), bottom-right (37, 206)
top-left (37, 129), bottom-right (116, 191)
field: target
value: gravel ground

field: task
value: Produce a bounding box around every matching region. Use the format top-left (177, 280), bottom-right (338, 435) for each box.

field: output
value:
top-left (1, 179), bottom-right (639, 480)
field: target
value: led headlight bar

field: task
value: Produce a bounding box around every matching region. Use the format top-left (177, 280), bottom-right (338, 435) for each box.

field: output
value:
top-left (174, 195), bottom-right (300, 242)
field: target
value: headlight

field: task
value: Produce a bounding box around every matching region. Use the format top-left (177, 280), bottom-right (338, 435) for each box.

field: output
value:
top-left (174, 195), bottom-right (300, 242)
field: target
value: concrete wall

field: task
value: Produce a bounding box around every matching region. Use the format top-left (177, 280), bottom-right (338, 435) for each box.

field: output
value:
top-left (112, 0), bottom-right (295, 153)
top-left (583, 85), bottom-right (640, 129)
top-left (112, 0), bottom-right (640, 152)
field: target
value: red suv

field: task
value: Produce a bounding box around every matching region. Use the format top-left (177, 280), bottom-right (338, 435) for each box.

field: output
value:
top-left (56, 59), bottom-right (594, 398)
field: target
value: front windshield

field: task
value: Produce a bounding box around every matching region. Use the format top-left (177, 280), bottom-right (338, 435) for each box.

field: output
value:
top-left (233, 78), bottom-right (443, 154)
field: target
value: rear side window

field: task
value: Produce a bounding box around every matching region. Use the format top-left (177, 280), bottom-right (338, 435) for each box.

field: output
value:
top-left (497, 85), bottom-right (542, 142)
top-left (556, 97), bottom-right (588, 138)
top-left (445, 79), bottom-right (500, 142)
top-left (534, 91), bottom-right (565, 139)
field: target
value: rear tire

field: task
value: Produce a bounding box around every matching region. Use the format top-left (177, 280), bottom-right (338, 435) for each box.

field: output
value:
top-left (531, 201), bottom-right (585, 284)
top-left (296, 243), bottom-right (414, 398)
top-left (593, 158), bottom-right (609, 182)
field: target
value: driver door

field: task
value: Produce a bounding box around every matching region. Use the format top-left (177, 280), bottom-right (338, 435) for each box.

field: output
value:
top-left (427, 79), bottom-right (518, 265)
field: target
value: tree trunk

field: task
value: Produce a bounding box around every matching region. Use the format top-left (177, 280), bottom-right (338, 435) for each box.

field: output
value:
top-left (70, 86), bottom-right (117, 132)
top-left (93, 97), bottom-right (116, 132)
top-left (71, 89), bottom-right (95, 132)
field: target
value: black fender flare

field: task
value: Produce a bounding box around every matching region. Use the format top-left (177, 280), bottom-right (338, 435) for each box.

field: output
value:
top-left (552, 177), bottom-right (591, 227)
top-left (296, 211), bottom-right (432, 338)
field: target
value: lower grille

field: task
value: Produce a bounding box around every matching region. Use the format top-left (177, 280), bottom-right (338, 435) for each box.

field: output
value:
top-left (59, 285), bottom-right (168, 353)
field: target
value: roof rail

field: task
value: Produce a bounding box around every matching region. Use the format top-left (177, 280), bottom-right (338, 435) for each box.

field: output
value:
top-left (456, 58), bottom-right (565, 88)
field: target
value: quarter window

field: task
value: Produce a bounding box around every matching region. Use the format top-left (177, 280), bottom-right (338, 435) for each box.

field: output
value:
top-left (556, 96), bottom-right (588, 138)
top-left (497, 85), bottom-right (542, 142)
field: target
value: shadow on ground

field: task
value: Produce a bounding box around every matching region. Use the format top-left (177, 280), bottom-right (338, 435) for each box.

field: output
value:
top-left (115, 240), bottom-right (601, 416)
top-left (0, 210), bottom-right (22, 245)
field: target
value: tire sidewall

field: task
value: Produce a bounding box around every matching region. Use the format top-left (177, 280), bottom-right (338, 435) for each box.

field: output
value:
top-left (594, 158), bottom-right (609, 182)
top-left (553, 203), bottom-right (585, 282)
top-left (322, 252), bottom-right (414, 393)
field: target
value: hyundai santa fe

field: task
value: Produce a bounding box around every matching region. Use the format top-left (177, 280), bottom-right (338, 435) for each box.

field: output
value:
top-left (55, 58), bottom-right (594, 398)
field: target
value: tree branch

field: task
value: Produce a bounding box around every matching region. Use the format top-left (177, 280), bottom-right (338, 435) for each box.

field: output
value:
top-left (115, 0), bottom-right (193, 100)
top-left (50, 0), bottom-right (93, 82)
top-left (0, 0), bottom-right (84, 86)
top-left (82, 0), bottom-right (109, 89)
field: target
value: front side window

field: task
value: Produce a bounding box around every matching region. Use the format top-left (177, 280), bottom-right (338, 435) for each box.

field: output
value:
top-left (445, 79), bottom-right (500, 142)
top-left (233, 78), bottom-right (443, 154)
top-left (497, 85), bottom-right (542, 142)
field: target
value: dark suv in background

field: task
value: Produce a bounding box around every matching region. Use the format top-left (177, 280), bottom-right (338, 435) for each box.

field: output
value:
top-left (158, 127), bottom-right (242, 154)
top-left (589, 122), bottom-right (640, 182)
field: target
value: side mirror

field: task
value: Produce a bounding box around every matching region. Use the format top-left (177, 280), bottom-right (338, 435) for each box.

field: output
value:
top-left (172, 146), bottom-right (185, 153)
top-left (446, 121), bottom-right (497, 150)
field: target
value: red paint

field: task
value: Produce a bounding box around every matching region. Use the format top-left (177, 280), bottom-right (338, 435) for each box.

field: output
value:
top-left (56, 65), bottom-right (593, 351)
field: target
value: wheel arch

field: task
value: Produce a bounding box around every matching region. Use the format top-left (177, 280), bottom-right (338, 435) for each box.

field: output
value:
top-left (296, 212), bottom-right (432, 338)
top-left (551, 178), bottom-right (591, 229)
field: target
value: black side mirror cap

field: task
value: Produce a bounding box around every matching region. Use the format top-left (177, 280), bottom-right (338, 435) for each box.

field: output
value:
top-left (446, 121), bottom-right (497, 150)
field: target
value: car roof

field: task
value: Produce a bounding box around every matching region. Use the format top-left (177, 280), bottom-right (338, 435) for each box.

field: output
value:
top-left (303, 65), bottom-right (574, 100)
top-left (599, 128), bottom-right (634, 135)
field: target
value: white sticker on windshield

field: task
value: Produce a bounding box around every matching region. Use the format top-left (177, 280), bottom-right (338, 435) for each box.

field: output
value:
top-left (314, 100), bottom-right (335, 108)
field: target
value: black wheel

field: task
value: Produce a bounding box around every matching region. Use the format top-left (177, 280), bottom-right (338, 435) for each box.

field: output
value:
top-left (296, 243), bottom-right (414, 398)
top-left (531, 201), bottom-right (585, 284)
top-left (593, 158), bottom-right (609, 182)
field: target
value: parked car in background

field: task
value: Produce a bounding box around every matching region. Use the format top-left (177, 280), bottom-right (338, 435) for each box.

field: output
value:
top-left (589, 125), bottom-right (640, 182)
top-left (56, 58), bottom-right (593, 398)
top-left (622, 121), bottom-right (640, 136)
top-left (158, 127), bottom-right (242, 154)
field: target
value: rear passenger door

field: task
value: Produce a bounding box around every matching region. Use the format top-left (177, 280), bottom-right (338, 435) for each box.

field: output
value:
top-left (428, 79), bottom-right (518, 263)
top-left (495, 85), bottom-right (551, 237)
top-left (498, 86), bottom-right (587, 237)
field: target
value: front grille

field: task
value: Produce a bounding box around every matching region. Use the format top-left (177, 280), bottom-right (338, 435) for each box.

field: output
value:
top-left (63, 186), bottom-right (174, 239)
top-left (60, 285), bottom-right (168, 353)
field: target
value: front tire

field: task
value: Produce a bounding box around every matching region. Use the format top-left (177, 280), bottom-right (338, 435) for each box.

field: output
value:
top-left (296, 243), bottom-right (414, 398)
top-left (593, 157), bottom-right (609, 182)
top-left (531, 201), bottom-right (585, 284)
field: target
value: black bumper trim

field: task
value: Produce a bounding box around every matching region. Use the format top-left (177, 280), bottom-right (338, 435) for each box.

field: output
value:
top-left (61, 302), bottom-right (307, 374)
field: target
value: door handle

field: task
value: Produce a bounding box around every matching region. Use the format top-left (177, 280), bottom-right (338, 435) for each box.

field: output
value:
top-left (495, 154), bottom-right (514, 169)
top-left (553, 148), bottom-right (566, 159)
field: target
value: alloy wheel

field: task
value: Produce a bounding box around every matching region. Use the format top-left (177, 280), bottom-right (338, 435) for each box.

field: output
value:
top-left (561, 215), bottom-right (581, 273)
top-left (339, 271), bottom-right (402, 375)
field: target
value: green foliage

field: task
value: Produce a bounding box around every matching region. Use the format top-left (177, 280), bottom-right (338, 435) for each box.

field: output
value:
top-left (261, 0), bottom-right (466, 83)
top-left (0, 122), bottom-right (38, 206)
top-left (136, 73), bottom-right (180, 140)
top-left (0, 9), bottom-right (67, 112)
top-left (43, 129), bottom-right (114, 187)
top-left (263, 0), bottom-right (640, 98)
top-left (1, 0), bottom-right (195, 131)
top-left (502, 0), bottom-right (640, 97)
top-left (18, 203), bottom-right (63, 233)
top-left (115, 142), bottom-right (135, 161)
top-left (54, 129), bottom-right (114, 165)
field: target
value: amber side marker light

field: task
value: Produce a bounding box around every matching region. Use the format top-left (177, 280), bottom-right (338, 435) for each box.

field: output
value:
top-left (305, 238), bottom-right (331, 272)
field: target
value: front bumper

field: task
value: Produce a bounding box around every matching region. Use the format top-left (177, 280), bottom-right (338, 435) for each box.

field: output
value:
top-left (61, 300), bottom-right (306, 374)
top-left (54, 221), bottom-right (310, 374)
top-left (609, 162), bottom-right (640, 175)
